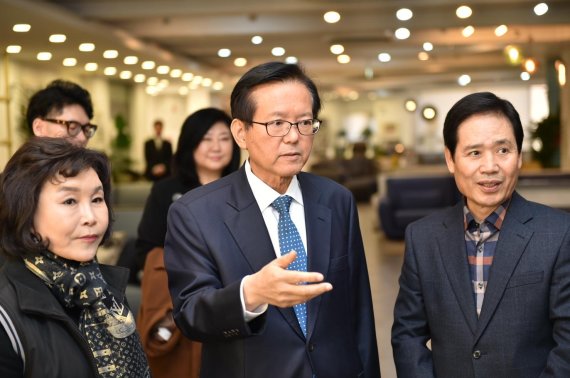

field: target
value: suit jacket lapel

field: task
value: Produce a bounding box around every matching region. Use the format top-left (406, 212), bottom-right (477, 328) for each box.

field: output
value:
top-left (474, 192), bottom-right (533, 342)
top-left (438, 201), bottom-right (479, 334)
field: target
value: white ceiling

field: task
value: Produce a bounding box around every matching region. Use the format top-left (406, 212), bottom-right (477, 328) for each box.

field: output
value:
top-left (2, 0), bottom-right (570, 96)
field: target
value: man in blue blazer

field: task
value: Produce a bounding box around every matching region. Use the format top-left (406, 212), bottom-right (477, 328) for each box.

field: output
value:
top-left (165, 62), bottom-right (380, 377)
top-left (392, 92), bottom-right (570, 377)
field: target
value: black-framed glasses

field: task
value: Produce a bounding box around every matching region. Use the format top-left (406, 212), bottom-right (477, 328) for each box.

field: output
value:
top-left (42, 118), bottom-right (98, 139)
top-left (250, 119), bottom-right (321, 137)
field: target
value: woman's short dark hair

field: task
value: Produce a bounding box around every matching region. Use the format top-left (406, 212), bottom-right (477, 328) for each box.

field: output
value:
top-left (0, 137), bottom-right (113, 259)
top-left (443, 91), bottom-right (524, 158)
top-left (174, 108), bottom-right (240, 185)
top-left (230, 62), bottom-right (322, 126)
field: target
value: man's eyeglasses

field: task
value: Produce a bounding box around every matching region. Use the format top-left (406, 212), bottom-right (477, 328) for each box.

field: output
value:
top-left (42, 118), bottom-right (98, 139)
top-left (250, 119), bottom-right (321, 137)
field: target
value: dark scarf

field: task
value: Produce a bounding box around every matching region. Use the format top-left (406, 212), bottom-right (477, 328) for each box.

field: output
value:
top-left (24, 250), bottom-right (150, 377)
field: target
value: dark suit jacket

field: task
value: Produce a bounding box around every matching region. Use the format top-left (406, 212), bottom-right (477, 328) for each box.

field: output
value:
top-left (392, 191), bottom-right (570, 378)
top-left (144, 138), bottom-right (173, 181)
top-left (164, 167), bottom-right (380, 377)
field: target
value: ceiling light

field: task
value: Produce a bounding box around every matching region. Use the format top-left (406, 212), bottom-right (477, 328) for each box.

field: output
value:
top-left (285, 56), bottom-right (298, 64)
top-left (251, 35), bottom-right (263, 45)
top-left (404, 99), bottom-right (417, 112)
top-left (79, 43), bottom-right (95, 52)
top-left (213, 81), bottom-right (224, 91)
top-left (418, 52), bottom-right (429, 61)
top-left (179, 86), bottom-right (189, 96)
top-left (182, 72), bottom-right (194, 81)
top-left (13, 24), bottom-right (31, 32)
top-left (202, 78), bottom-right (213, 87)
top-left (458, 74), bottom-right (471, 86)
top-left (234, 58), bottom-right (247, 67)
top-left (396, 8), bottom-right (413, 21)
top-left (378, 53), bottom-right (391, 63)
top-left (330, 44), bottom-right (344, 55)
top-left (462, 26), bottom-right (475, 38)
top-left (120, 71), bottom-right (133, 80)
top-left (103, 50), bottom-right (118, 59)
top-left (147, 77), bottom-right (158, 85)
top-left (534, 3), bottom-right (548, 16)
top-left (495, 25), bottom-right (508, 37)
top-left (422, 106), bottom-right (437, 120)
top-left (555, 60), bottom-right (566, 86)
top-left (49, 34), bottom-right (66, 43)
top-left (524, 58), bottom-right (537, 73)
top-left (218, 48), bottom-right (231, 58)
top-left (271, 47), bottom-right (285, 56)
top-left (124, 56), bottom-right (138, 65)
top-left (37, 52), bottom-right (52, 61)
top-left (337, 54), bottom-right (351, 64)
top-left (62, 58), bottom-right (77, 67)
top-left (456, 5), bottom-right (472, 19)
top-left (170, 69), bottom-right (182, 78)
top-left (191, 76), bottom-right (203, 85)
top-left (158, 79), bottom-right (169, 88)
top-left (104, 67), bottom-right (117, 76)
top-left (142, 61), bottom-right (155, 70)
top-left (157, 65), bottom-right (170, 74)
top-left (134, 74), bottom-right (146, 83)
top-left (505, 45), bottom-right (522, 64)
top-left (520, 72), bottom-right (531, 81)
top-left (84, 62), bottom-right (98, 71)
top-left (323, 11), bottom-right (341, 24)
top-left (423, 42), bottom-right (433, 51)
top-left (395, 28), bottom-right (410, 40)
top-left (6, 45), bottom-right (22, 54)
top-left (146, 86), bottom-right (158, 96)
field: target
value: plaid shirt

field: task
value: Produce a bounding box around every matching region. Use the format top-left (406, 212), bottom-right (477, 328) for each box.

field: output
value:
top-left (463, 200), bottom-right (510, 317)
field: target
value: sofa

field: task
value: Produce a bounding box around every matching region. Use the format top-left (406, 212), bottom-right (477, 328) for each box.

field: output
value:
top-left (378, 175), bottom-right (461, 239)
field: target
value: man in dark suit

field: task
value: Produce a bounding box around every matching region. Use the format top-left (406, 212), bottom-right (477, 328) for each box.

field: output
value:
top-left (164, 62), bottom-right (380, 377)
top-left (144, 120), bottom-right (173, 181)
top-left (392, 92), bottom-right (570, 377)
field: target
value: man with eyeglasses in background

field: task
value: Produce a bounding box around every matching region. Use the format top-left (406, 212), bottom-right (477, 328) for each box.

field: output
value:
top-left (164, 62), bottom-right (380, 377)
top-left (26, 79), bottom-right (97, 147)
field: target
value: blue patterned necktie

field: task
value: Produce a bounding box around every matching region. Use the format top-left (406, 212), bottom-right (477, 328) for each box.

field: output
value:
top-left (271, 195), bottom-right (308, 336)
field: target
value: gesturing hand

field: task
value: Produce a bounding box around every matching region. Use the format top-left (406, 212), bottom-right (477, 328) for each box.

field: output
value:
top-left (243, 251), bottom-right (333, 311)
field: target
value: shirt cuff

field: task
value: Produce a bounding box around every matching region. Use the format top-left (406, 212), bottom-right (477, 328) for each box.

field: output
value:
top-left (240, 275), bottom-right (268, 322)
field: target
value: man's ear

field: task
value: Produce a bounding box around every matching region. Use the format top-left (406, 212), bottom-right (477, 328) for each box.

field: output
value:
top-left (31, 117), bottom-right (45, 137)
top-left (444, 147), bottom-right (455, 174)
top-left (231, 119), bottom-right (247, 149)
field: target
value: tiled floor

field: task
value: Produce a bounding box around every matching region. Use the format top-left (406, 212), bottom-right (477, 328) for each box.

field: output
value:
top-left (358, 203), bottom-right (405, 378)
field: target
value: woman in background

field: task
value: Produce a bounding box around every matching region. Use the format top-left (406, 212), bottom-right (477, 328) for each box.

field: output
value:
top-left (136, 107), bottom-right (240, 378)
top-left (0, 137), bottom-right (150, 378)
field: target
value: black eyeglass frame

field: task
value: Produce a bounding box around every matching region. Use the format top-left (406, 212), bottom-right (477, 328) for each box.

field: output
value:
top-left (42, 118), bottom-right (98, 139)
top-left (249, 119), bottom-right (322, 137)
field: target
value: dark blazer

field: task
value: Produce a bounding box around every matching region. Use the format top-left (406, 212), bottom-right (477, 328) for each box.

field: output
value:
top-left (165, 167), bottom-right (380, 378)
top-left (144, 138), bottom-right (173, 181)
top-left (392, 191), bottom-right (570, 378)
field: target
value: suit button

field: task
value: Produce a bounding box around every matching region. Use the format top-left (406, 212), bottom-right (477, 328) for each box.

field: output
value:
top-left (473, 350), bottom-right (481, 359)
top-left (308, 343), bottom-right (315, 352)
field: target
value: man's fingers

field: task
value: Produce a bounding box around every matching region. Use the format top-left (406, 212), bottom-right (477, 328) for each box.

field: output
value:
top-left (275, 251), bottom-right (297, 268)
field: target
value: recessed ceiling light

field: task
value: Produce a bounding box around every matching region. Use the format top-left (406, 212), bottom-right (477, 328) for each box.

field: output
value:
top-left (6, 45), bottom-right (22, 54)
top-left (37, 52), bottom-right (52, 61)
top-left (13, 24), bottom-right (31, 32)
top-left (192, 76), bottom-right (203, 85)
top-left (396, 8), bottom-right (413, 21)
top-left (103, 50), bottom-right (118, 59)
top-left (422, 106), bottom-right (437, 120)
top-left (330, 44), bottom-right (344, 55)
top-left (84, 62), bottom-right (98, 71)
top-left (456, 5), bottom-right (472, 19)
top-left (49, 34), bottom-right (66, 43)
top-left (104, 67), bottom-right (117, 76)
top-left (79, 43), bottom-right (95, 52)
top-left (495, 25), bottom-right (508, 37)
top-left (323, 11), bottom-right (341, 24)
top-left (337, 54), bottom-right (351, 64)
top-left (202, 78), bottom-right (213, 87)
top-left (520, 72), bottom-right (531, 81)
top-left (378, 53), bottom-right (391, 62)
top-left (147, 77), bottom-right (159, 85)
top-left (182, 72), bottom-right (194, 81)
top-left (179, 86), bottom-right (189, 96)
top-left (124, 56), bottom-right (138, 65)
top-left (458, 74), bottom-right (471, 86)
top-left (170, 69), bottom-right (182, 78)
top-left (62, 58), bottom-right (77, 67)
top-left (418, 52), bottom-right (429, 61)
top-left (142, 61), bottom-right (155, 70)
top-left (120, 71), bottom-right (132, 80)
top-left (395, 28), bottom-right (410, 40)
top-left (251, 35), bottom-right (263, 45)
top-left (534, 3), bottom-right (548, 16)
top-left (462, 26), bottom-right (475, 38)
top-left (423, 42), bottom-right (433, 51)
top-left (134, 74), bottom-right (146, 83)
top-left (212, 81), bottom-right (224, 91)
top-left (234, 58), bottom-right (247, 67)
top-left (524, 58), bottom-right (537, 73)
top-left (157, 65), bottom-right (170, 74)
top-left (218, 48), bottom-right (231, 58)
top-left (271, 47), bottom-right (285, 57)
top-left (285, 56), bottom-right (298, 64)
top-left (404, 99), bottom-right (417, 112)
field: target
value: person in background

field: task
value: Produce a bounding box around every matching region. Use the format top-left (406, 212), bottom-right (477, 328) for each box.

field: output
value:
top-left (164, 62), bottom-right (380, 377)
top-left (0, 137), bottom-right (150, 378)
top-left (392, 92), bottom-right (570, 377)
top-left (26, 79), bottom-right (97, 147)
top-left (144, 120), bottom-right (173, 181)
top-left (136, 108), bottom-right (240, 378)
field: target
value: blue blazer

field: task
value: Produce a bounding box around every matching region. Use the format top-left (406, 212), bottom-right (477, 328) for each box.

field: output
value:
top-left (392, 191), bottom-right (570, 378)
top-left (165, 167), bottom-right (380, 377)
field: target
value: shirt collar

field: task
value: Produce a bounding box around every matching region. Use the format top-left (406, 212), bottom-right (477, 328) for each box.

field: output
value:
top-left (463, 198), bottom-right (511, 232)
